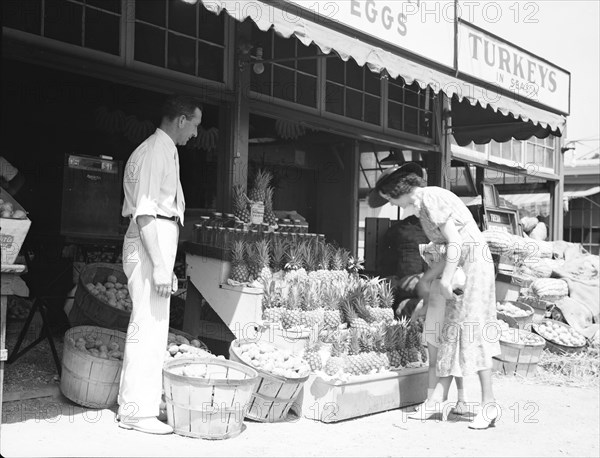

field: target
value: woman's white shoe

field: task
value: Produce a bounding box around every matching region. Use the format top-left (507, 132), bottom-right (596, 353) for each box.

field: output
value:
top-left (408, 400), bottom-right (451, 421)
top-left (468, 402), bottom-right (499, 429)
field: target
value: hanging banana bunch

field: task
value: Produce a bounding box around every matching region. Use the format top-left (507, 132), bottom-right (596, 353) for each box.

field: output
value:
top-left (94, 106), bottom-right (111, 132)
top-left (275, 119), bottom-right (306, 140)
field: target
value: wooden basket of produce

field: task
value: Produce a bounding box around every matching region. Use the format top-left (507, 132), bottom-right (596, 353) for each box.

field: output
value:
top-left (229, 339), bottom-right (310, 423)
top-left (60, 325), bottom-right (126, 408)
top-left (518, 294), bottom-right (553, 319)
top-left (163, 357), bottom-right (259, 440)
top-left (531, 319), bottom-right (587, 354)
top-left (69, 263), bottom-right (132, 332)
top-left (165, 328), bottom-right (210, 360)
top-left (496, 300), bottom-right (534, 330)
top-left (493, 323), bottom-right (546, 378)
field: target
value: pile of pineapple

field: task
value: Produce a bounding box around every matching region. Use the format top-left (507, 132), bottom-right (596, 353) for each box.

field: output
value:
top-left (229, 235), bottom-right (360, 285)
top-left (262, 272), bottom-right (395, 332)
top-left (304, 318), bottom-right (427, 380)
top-left (232, 168), bottom-right (277, 226)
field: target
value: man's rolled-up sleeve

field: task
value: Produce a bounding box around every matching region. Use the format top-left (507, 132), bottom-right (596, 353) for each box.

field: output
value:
top-left (131, 150), bottom-right (163, 221)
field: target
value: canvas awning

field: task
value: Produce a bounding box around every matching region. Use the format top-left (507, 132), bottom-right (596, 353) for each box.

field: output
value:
top-left (450, 97), bottom-right (562, 146)
top-left (201, 0), bottom-right (566, 137)
top-left (460, 185), bottom-right (600, 217)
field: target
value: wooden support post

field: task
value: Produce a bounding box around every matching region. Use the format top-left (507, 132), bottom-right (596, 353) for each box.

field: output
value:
top-left (217, 21), bottom-right (251, 212)
top-left (439, 94), bottom-right (453, 189)
top-left (349, 140), bottom-right (360, 256)
top-left (427, 93), bottom-right (452, 188)
top-left (551, 136), bottom-right (565, 240)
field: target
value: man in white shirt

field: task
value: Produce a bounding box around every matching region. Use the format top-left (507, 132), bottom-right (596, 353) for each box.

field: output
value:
top-left (117, 95), bottom-right (202, 435)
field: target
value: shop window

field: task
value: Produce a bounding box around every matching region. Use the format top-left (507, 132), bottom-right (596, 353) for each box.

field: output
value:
top-left (3, 0), bottom-right (122, 56)
top-left (523, 137), bottom-right (554, 170)
top-left (387, 77), bottom-right (433, 138)
top-left (250, 28), bottom-right (319, 109)
top-left (325, 58), bottom-right (382, 125)
top-left (2, 0), bottom-right (42, 35)
top-left (134, 0), bottom-right (225, 82)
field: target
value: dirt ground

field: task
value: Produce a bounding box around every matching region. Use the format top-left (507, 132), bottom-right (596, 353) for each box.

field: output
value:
top-left (1, 321), bottom-right (599, 457)
top-left (1, 373), bottom-right (599, 458)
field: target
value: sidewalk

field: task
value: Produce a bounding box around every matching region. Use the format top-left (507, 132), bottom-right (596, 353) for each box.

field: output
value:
top-left (1, 375), bottom-right (598, 457)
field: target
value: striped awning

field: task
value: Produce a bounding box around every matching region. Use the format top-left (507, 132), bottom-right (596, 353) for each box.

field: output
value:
top-left (200, 0), bottom-right (566, 134)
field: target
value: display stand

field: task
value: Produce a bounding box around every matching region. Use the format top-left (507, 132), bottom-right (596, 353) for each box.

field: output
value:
top-left (182, 242), bottom-right (263, 352)
top-left (298, 367), bottom-right (428, 423)
top-left (1, 263), bottom-right (27, 428)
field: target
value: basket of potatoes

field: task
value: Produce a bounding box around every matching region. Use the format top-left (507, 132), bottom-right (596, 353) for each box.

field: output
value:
top-left (60, 325), bottom-right (126, 408)
top-left (69, 263), bottom-right (132, 332)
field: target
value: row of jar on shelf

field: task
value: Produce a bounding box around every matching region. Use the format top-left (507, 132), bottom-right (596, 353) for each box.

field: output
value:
top-left (193, 212), bottom-right (323, 249)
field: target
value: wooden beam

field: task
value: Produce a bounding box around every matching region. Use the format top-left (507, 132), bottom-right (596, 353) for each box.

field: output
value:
top-left (494, 183), bottom-right (550, 194)
top-left (217, 21), bottom-right (251, 212)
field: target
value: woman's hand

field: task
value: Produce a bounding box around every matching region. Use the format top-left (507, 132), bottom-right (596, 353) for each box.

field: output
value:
top-left (439, 279), bottom-right (454, 300)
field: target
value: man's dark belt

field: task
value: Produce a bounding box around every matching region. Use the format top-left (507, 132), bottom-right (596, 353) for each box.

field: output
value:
top-left (156, 214), bottom-right (180, 223)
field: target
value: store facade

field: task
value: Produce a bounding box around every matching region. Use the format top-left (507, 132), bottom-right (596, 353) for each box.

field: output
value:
top-left (2, 0), bottom-right (570, 255)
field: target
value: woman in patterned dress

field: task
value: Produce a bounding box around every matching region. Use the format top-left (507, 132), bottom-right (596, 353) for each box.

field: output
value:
top-left (368, 163), bottom-right (501, 430)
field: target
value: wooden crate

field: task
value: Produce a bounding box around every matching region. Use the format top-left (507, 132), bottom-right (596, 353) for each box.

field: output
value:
top-left (60, 326), bottom-right (126, 408)
top-left (298, 367), bottom-right (428, 423)
top-left (163, 357), bottom-right (258, 440)
top-left (0, 188), bottom-right (32, 265)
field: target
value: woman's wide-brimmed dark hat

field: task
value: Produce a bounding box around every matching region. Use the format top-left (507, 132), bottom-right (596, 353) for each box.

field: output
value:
top-left (367, 162), bottom-right (424, 208)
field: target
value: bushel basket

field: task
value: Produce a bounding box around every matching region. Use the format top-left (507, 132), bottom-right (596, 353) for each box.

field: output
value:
top-left (69, 263), bottom-right (131, 332)
top-left (229, 339), bottom-right (309, 423)
top-left (493, 328), bottom-right (545, 378)
top-left (163, 357), bottom-right (258, 440)
top-left (60, 326), bottom-right (126, 408)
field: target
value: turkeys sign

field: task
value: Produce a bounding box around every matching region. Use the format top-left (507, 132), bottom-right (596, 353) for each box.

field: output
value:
top-left (282, 0), bottom-right (455, 67)
top-left (457, 21), bottom-right (570, 114)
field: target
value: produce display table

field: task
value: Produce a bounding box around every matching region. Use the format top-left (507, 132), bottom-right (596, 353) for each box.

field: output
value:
top-left (298, 367), bottom-right (428, 423)
top-left (1, 263), bottom-right (27, 430)
top-left (182, 242), bottom-right (262, 350)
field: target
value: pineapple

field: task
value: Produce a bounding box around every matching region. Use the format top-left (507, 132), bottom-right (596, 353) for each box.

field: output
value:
top-left (386, 324), bottom-right (402, 368)
top-left (331, 247), bottom-right (346, 271)
top-left (305, 330), bottom-right (323, 372)
top-left (271, 237), bottom-right (287, 272)
top-left (285, 243), bottom-right (305, 271)
top-left (248, 169), bottom-right (272, 203)
top-left (360, 331), bottom-right (379, 373)
top-left (317, 242), bottom-right (332, 275)
top-left (262, 279), bottom-right (283, 323)
top-left (346, 329), bottom-right (364, 376)
top-left (340, 296), bottom-right (370, 333)
top-left (377, 280), bottom-right (396, 323)
top-left (282, 284), bottom-right (302, 329)
top-left (397, 318), bottom-right (410, 367)
top-left (255, 239), bottom-right (272, 283)
top-left (263, 186), bottom-right (278, 226)
top-left (406, 321), bottom-right (422, 364)
top-left (304, 242), bottom-right (319, 272)
top-left (245, 242), bottom-right (260, 281)
top-left (229, 240), bottom-right (249, 283)
top-left (324, 331), bottom-right (347, 376)
top-left (323, 287), bottom-right (342, 330)
top-left (375, 323), bottom-right (390, 370)
top-left (354, 292), bottom-right (377, 324)
top-left (232, 185), bottom-right (250, 223)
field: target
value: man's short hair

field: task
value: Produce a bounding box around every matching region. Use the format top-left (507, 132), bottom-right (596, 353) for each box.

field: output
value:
top-left (161, 95), bottom-right (203, 121)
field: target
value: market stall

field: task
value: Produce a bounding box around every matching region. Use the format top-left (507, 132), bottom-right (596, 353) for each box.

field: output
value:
top-left (4, 0), bottom-right (599, 443)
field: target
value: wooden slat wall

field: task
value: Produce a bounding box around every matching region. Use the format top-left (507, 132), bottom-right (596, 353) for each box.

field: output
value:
top-left (364, 218), bottom-right (391, 273)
